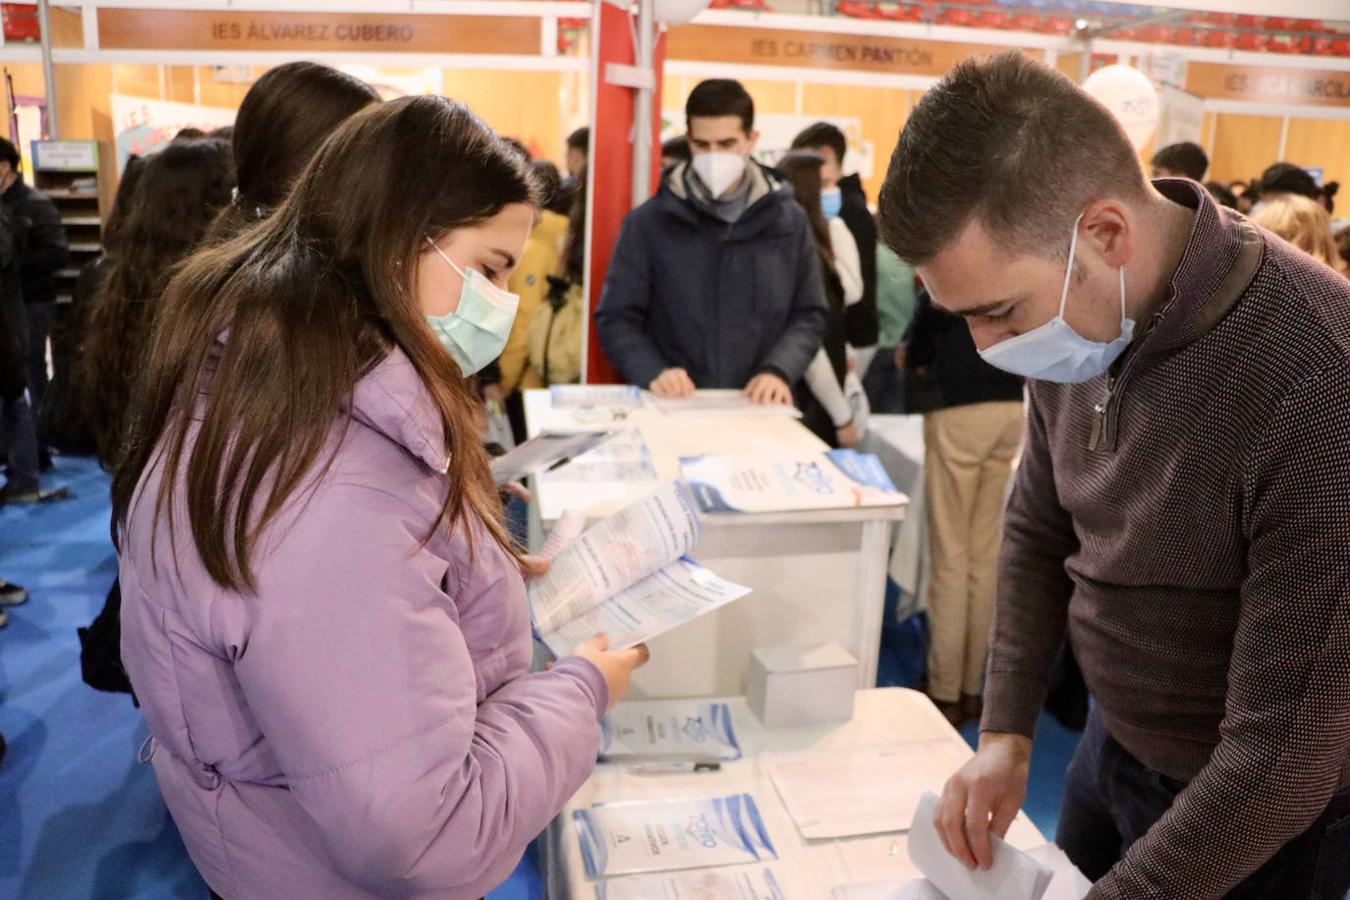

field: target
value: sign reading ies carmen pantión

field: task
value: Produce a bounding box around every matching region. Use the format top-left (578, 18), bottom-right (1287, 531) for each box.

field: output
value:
top-left (96, 8), bottom-right (540, 55)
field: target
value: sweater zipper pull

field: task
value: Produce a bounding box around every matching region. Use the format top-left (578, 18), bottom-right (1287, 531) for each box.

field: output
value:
top-left (1089, 385), bottom-right (1112, 452)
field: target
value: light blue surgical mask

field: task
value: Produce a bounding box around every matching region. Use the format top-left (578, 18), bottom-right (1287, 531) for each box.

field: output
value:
top-left (977, 213), bottom-right (1134, 384)
top-left (821, 187), bottom-right (843, 220)
top-left (423, 236), bottom-right (519, 376)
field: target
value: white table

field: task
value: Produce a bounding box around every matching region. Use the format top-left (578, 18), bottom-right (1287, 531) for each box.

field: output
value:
top-left (862, 415), bottom-right (929, 624)
top-left (523, 390), bottom-right (909, 697)
top-left (544, 688), bottom-right (1046, 898)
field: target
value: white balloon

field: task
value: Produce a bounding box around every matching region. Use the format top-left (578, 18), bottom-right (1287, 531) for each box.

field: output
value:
top-left (653, 0), bottom-right (710, 25)
top-left (1082, 64), bottom-right (1160, 151)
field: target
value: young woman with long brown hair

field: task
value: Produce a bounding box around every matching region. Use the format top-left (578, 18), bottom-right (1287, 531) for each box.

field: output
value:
top-left (115, 96), bottom-right (648, 899)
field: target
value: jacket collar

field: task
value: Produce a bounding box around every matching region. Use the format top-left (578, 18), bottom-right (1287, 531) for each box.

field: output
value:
top-left (1139, 178), bottom-right (1264, 358)
top-left (658, 159), bottom-right (791, 233)
top-left (348, 347), bottom-right (451, 474)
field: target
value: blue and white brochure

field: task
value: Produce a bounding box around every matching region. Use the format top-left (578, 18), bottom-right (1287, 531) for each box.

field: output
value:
top-left (597, 866), bottom-right (787, 900)
top-left (551, 384), bottom-right (644, 410)
top-left (681, 449), bottom-right (904, 514)
top-left (600, 701), bottom-right (743, 762)
top-left (574, 794), bottom-right (778, 879)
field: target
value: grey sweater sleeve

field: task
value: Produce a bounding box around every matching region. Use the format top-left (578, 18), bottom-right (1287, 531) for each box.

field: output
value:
top-left (980, 386), bottom-right (1079, 738)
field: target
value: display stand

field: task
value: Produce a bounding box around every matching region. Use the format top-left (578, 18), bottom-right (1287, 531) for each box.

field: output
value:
top-left (30, 139), bottom-right (105, 306)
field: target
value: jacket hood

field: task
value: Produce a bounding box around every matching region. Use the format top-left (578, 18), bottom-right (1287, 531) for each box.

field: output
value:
top-left (348, 348), bottom-right (451, 474)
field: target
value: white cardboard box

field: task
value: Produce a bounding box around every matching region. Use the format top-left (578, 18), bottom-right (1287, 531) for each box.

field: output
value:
top-left (748, 643), bottom-right (858, 728)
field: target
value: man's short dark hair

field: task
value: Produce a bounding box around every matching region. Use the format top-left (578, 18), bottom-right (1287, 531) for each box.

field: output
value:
top-left (1256, 162), bottom-right (1320, 202)
top-left (686, 79), bottom-right (754, 133)
top-left (0, 138), bottom-right (20, 170)
top-left (791, 122), bottom-right (847, 165)
top-left (878, 51), bottom-right (1148, 265)
top-left (566, 127), bottom-right (589, 153)
top-left (1151, 141), bottom-right (1208, 181)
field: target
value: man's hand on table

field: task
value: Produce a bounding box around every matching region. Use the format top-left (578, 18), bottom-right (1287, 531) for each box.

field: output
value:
top-left (937, 731), bottom-right (1032, 870)
top-left (744, 372), bottom-right (792, 406)
top-left (649, 368), bottom-right (695, 398)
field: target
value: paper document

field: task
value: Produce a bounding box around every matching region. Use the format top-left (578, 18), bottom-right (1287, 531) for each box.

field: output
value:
top-left (601, 701), bottom-right (743, 762)
top-left (652, 389), bottom-right (802, 418)
top-left (682, 450), bottom-right (904, 514)
top-left (766, 741), bottom-right (971, 840)
top-left (490, 430), bottom-right (615, 485)
top-left (542, 427), bottom-right (660, 483)
top-left (552, 384), bottom-right (645, 410)
top-left (573, 794), bottom-right (778, 878)
top-left (529, 483), bottom-right (751, 657)
top-left (597, 866), bottom-right (787, 900)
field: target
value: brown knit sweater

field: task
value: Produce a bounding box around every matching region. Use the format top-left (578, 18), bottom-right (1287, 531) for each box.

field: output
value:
top-left (982, 179), bottom-right (1350, 899)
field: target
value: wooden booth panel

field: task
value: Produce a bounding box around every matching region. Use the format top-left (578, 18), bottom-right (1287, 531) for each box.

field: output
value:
top-left (442, 70), bottom-right (565, 166)
top-left (801, 82), bottom-right (912, 202)
top-left (1207, 114), bottom-right (1283, 184)
top-left (1284, 118), bottom-right (1350, 195)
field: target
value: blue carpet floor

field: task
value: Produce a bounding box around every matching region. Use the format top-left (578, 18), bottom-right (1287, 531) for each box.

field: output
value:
top-left (1, 456), bottom-right (1077, 898)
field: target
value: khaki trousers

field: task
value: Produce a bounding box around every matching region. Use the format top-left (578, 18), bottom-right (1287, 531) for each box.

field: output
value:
top-left (923, 400), bottom-right (1024, 703)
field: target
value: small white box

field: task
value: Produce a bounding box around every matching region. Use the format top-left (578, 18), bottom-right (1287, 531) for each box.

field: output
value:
top-left (747, 642), bottom-right (858, 729)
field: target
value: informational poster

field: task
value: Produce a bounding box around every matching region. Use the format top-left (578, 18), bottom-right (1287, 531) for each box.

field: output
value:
top-left (1154, 85), bottom-right (1206, 153)
top-left (109, 94), bottom-right (236, 172)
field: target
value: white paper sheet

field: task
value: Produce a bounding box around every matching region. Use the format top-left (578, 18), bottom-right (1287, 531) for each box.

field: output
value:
top-left (600, 701), bottom-right (743, 762)
top-left (906, 792), bottom-right (1054, 900)
top-left (573, 795), bottom-right (778, 879)
top-left (596, 866), bottom-right (787, 900)
top-left (765, 741), bottom-right (971, 840)
top-left (530, 484), bottom-right (701, 634)
top-left (540, 558), bottom-right (751, 657)
top-left (490, 430), bottom-right (615, 485)
top-left (551, 384), bottom-right (645, 410)
top-left (652, 389), bottom-right (802, 418)
top-left (542, 427), bottom-right (659, 483)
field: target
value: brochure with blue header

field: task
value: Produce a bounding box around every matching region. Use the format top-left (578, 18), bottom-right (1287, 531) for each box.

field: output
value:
top-left (681, 449), bottom-right (904, 514)
top-left (574, 794), bottom-right (778, 879)
top-left (600, 701), bottom-right (742, 762)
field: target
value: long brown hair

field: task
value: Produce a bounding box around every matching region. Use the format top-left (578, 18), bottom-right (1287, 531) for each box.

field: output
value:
top-left (777, 150), bottom-right (843, 311)
top-left (84, 138), bottom-right (234, 467)
top-left (210, 62), bottom-right (379, 239)
top-left (113, 97), bottom-right (539, 593)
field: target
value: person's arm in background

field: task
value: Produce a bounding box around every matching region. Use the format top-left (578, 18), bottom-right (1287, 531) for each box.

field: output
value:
top-left (803, 348), bottom-right (855, 444)
top-left (1087, 364), bottom-right (1350, 899)
top-left (840, 190), bottom-right (879, 350)
top-left (232, 483), bottom-right (624, 898)
top-left (755, 212), bottom-right (828, 388)
top-left (594, 213), bottom-right (676, 391)
top-left (21, 192), bottom-right (69, 277)
top-left (936, 384), bottom-right (1079, 867)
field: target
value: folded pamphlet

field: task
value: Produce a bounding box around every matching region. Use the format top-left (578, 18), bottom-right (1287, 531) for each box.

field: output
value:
top-left (600, 700), bottom-right (742, 762)
top-left (681, 449), bottom-right (904, 514)
top-left (596, 866), bottom-right (787, 900)
top-left (552, 384), bottom-right (644, 410)
top-left (528, 483), bottom-right (751, 657)
top-left (490, 430), bottom-right (616, 485)
top-left (574, 794), bottom-right (777, 879)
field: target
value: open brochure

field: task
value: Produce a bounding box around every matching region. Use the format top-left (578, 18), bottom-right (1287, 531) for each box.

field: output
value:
top-left (490, 430), bottom-right (616, 485)
top-left (829, 793), bottom-right (1090, 900)
top-left (528, 483), bottom-right (751, 658)
top-left (596, 866), bottom-right (787, 900)
top-left (600, 701), bottom-right (743, 762)
top-left (574, 794), bottom-right (778, 879)
top-left (681, 450), bottom-right (905, 514)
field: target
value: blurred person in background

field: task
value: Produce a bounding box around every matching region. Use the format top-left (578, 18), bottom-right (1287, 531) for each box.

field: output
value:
top-left (1204, 180), bottom-right (1238, 210)
top-left (0, 199), bottom-right (38, 506)
top-left (1252, 192), bottom-right (1348, 277)
top-left (0, 137), bottom-right (69, 471)
top-left (1150, 141), bottom-right (1208, 181)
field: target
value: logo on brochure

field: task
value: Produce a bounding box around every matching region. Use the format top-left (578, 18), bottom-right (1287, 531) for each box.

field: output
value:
top-left (681, 716), bottom-right (709, 743)
top-left (792, 461), bottom-right (833, 495)
top-left (685, 813), bottom-right (720, 849)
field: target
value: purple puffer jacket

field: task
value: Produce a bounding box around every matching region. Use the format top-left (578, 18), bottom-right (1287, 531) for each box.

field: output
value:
top-left (118, 346), bottom-right (608, 899)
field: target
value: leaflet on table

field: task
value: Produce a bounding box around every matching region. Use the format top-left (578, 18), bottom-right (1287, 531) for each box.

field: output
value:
top-left (828, 793), bottom-right (1090, 900)
top-left (765, 740), bottom-right (971, 840)
top-left (490, 429), bottom-right (616, 485)
top-left (528, 483), bottom-right (751, 656)
top-left (652, 390), bottom-right (803, 419)
top-left (596, 866), bottom-right (787, 900)
top-left (600, 700), bottom-right (742, 762)
top-left (573, 794), bottom-right (777, 879)
top-left (552, 384), bottom-right (645, 409)
top-left (538, 557), bottom-right (751, 658)
top-left (541, 427), bottom-right (659, 483)
top-left (681, 450), bottom-right (904, 514)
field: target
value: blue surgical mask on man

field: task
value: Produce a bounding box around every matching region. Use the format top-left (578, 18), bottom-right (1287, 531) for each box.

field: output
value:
top-left (821, 187), bottom-right (843, 221)
top-left (422, 236), bottom-right (520, 376)
top-left (977, 213), bottom-right (1134, 384)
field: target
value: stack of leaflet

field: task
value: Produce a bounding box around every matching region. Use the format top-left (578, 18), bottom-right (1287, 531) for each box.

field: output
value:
top-left (541, 427), bottom-right (660, 484)
top-left (596, 867), bottom-right (787, 899)
top-left (550, 385), bottom-right (646, 425)
top-left (681, 450), bottom-right (904, 514)
top-left (828, 793), bottom-right (1092, 900)
top-left (574, 795), bottom-right (778, 880)
top-left (651, 389), bottom-right (802, 418)
top-left (600, 700), bottom-right (743, 763)
top-left (528, 483), bottom-right (752, 658)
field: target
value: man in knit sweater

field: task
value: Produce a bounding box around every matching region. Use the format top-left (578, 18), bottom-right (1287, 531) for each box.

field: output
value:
top-left (878, 52), bottom-right (1350, 898)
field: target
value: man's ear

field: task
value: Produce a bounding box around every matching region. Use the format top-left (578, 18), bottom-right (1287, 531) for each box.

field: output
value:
top-left (747, 129), bottom-right (760, 154)
top-left (1081, 199), bottom-right (1133, 269)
